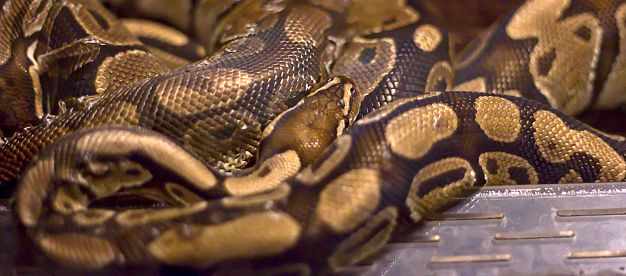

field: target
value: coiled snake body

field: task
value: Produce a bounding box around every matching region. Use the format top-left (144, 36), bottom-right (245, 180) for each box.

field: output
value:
top-left (1, 0), bottom-right (626, 274)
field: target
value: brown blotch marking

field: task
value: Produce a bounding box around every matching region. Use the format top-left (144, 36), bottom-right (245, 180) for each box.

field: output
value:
top-left (533, 110), bottom-right (626, 182)
top-left (73, 209), bottom-right (116, 227)
top-left (155, 68), bottom-right (251, 116)
top-left (95, 50), bottom-right (167, 94)
top-left (284, 6), bottom-right (332, 47)
top-left (425, 61), bottom-right (453, 92)
top-left (559, 169), bottom-right (584, 184)
top-left (475, 96), bottom-right (521, 143)
top-left (479, 152), bottom-right (539, 185)
top-left (329, 207), bottom-right (398, 269)
top-left (39, 233), bottom-right (117, 269)
top-left (406, 157), bottom-right (475, 221)
top-left (315, 168), bottom-right (380, 233)
top-left (331, 37), bottom-right (396, 97)
top-left (223, 150), bottom-right (301, 196)
top-left (385, 103), bottom-right (457, 159)
top-left (506, 0), bottom-right (602, 115)
top-left (486, 158), bottom-right (499, 174)
top-left (116, 202), bottom-right (207, 228)
top-left (413, 24), bottom-right (442, 52)
top-left (148, 212), bottom-right (301, 268)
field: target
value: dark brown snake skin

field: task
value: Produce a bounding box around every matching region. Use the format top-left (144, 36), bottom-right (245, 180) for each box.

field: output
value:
top-left (2, 0), bottom-right (626, 274)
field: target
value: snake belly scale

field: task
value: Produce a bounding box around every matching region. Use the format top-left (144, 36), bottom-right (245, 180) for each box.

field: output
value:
top-left (1, 0), bottom-right (626, 274)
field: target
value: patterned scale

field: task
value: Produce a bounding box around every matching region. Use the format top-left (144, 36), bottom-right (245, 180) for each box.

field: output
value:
top-left (332, 19), bottom-right (452, 118)
top-left (454, 0), bottom-right (626, 115)
top-left (1, 0), bottom-right (626, 275)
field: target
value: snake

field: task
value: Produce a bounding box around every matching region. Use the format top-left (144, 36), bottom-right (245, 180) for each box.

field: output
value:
top-left (1, 0), bottom-right (626, 274)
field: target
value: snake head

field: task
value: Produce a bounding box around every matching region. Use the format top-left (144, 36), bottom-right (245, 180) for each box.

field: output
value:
top-left (258, 76), bottom-right (361, 166)
top-left (310, 75), bottom-right (362, 130)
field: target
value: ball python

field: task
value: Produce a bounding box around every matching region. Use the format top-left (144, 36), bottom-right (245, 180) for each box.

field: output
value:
top-left (1, 0), bottom-right (626, 274)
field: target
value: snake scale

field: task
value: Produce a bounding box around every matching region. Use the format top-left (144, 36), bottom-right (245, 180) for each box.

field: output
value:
top-left (1, 0), bottom-right (626, 274)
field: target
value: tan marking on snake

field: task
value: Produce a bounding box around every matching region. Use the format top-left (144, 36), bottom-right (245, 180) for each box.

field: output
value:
top-left (356, 95), bottom-right (440, 125)
top-left (533, 110), bottom-right (626, 182)
top-left (0, 0), bottom-right (25, 65)
top-left (453, 24), bottom-right (497, 69)
top-left (78, 159), bottom-right (152, 197)
top-left (503, 90), bottom-right (522, 97)
top-left (558, 169), bottom-right (583, 184)
top-left (329, 207), bottom-right (398, 268)
top-left (164, 182), bottom-right (205, 205)
top-left (222, 37), bottom-right (266, 57)
top-left (261, 104), bottom-right (298, 140)
top-left (296, 135), bottom-right (352, 185)
top-left (413, 24), bottom-right (442, 52)
top-left (406, 157), bottom-right (475, 221)
top-left (116, 202), bottom-right (207, 227)
top-left (52, 184), bottom-right (89, 214)
top-left (425, 61), bottom-right (453, 92)
top-left (73, 129), bottom-right (218, 190)
top-left (345, 0), bottom-right (419, 35)
top-left (69, 2), bottom-right (141, 46)
top-left (39, 233), bottom-right (117, 269)
top-left (452, 77), bottom-right (487, 92)
top-left (385, 103), bottom-right (457, 159)
top-left (221, 184), bottom-right (291, 208)
top-left (148, 212), bottom-right (301, 268)
top-left (596, 3), bottom-right (626, 109)
top-left (16, 158), bottom-right (55, 227)
top-left (284, 6), bottom-right (332, 47)
top-left (29, 65), bottom-right (44, 118)
top-left (95, 50), bottom-right (166, 94)
top-left (506, 0), bottom-right (602, 115)
top-left (308, 76), bottom-right (344, 97)
top-left (475, 96), bottom-right (521, 143)
top-left (73, 209), bottom-right (116, 227)
top-left (121, 18), bottom-right (189, 46)
top-left (22, 0), bottom-right (53, 36)
top-left (332, 37), bottom-right (396, 97)
top-left (156, 68), bottom-right (251, 116)
top-left (316, 168), bottom-right (380, 233)
top-left (223, 150), bottom-right (301, 196)
top-left (479, 152), bottom-right (539, 185)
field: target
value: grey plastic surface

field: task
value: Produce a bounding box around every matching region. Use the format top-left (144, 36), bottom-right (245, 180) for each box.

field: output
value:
top-left (3, 183), bottom-right (626, 275)
top-left (348, 183), bottom-right (626, 276)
